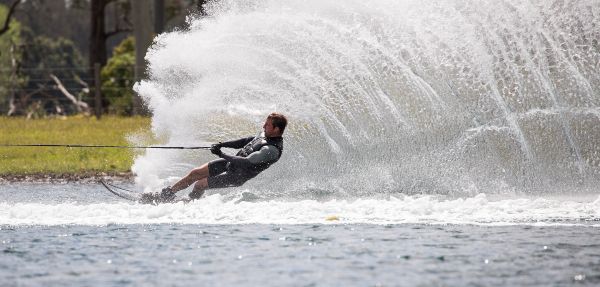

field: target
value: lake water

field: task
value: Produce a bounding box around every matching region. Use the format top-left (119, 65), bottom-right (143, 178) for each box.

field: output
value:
top-left (1, 182), bottom-right (599, 286)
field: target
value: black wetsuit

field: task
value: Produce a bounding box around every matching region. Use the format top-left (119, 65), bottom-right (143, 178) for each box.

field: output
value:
top-left (207, 132), bottom-right (283, 189)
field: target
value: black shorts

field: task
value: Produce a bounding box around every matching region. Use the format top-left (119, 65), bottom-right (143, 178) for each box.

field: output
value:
top-left (207, 159), bottom-right (250, 189)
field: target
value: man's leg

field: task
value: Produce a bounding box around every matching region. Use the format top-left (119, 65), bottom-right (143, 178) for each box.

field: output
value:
top-left (170, 163), bottom-right (210, 193)
top-left (188, 173), bottom-right (248, 201)
top-left (188, 178), bottom-right (209, 199)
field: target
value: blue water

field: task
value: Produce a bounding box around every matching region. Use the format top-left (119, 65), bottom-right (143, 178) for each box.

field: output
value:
top-left (2, 222), bottom-right (599, 286)
top-left (1, 183), bottom-right (599, 286)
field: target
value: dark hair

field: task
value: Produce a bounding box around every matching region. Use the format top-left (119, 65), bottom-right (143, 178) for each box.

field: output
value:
top-left (268, 112), bottom-right (287, 134)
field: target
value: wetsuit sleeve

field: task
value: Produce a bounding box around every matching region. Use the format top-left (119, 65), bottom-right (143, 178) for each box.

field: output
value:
top-left (245, 145), bottom-right (279, 164)
top-left (218, 145), bottom-right (279, 169)
top-left (218, 136), bottom-right (254, 149)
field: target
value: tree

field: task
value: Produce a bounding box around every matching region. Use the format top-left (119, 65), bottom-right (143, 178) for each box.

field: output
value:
top-left (17, 0), bottom-right (90, 61)
top-left (101, 36), bottom-right (134, 115)
top-left (17, 31), bottom-right (88, 116)
top-left (86, 0), bottom-right (131, 117)
top-left (0, 2), bottom-right (25, 115)
top-left (1, 2), bottom-right (90, 117)
top-left (0, 0), bottom-right (19, 36)
top-left (89, 0), bottom-right (131, 68)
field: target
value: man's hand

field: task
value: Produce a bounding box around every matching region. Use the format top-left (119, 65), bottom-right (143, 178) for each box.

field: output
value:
top-left (210, 143), bottom-right (222, 156)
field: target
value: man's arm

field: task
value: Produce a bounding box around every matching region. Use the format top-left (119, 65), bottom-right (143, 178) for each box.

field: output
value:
top-left (218, 136), bottom-right (254, 149)
top-left (218, 145), bottom-right (279, 169)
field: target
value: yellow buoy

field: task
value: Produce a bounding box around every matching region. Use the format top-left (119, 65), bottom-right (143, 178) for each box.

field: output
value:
top-left (325, 215), bottom-right (340, 221)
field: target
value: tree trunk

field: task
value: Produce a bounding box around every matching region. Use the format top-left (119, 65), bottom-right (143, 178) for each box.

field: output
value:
top-left (154, 0), bottom-right (164, 34)
top-left (131, 0), bottom-right (153, 115)
top-left (89, 0), bottom-right (110, 117)
top-left (49, 74), bottom-right (90, 115)
top-left (89, 0), bottom-right (109, 68)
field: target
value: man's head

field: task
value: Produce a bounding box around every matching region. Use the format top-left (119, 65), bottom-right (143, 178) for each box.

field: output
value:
top-left (263, 112), bottom-right (287, 137)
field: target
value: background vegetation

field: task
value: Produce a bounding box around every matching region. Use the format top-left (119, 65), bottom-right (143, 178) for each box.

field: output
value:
top-left (102, 37), bottom-right (135, 115)
top-left (0, 1), bottom-right (209, 177)
top-left (0, 0), bottom-right (206, 117)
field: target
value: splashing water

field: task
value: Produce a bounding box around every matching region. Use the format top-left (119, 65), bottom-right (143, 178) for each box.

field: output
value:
top-left (132, 0), bottom-right (600, 198)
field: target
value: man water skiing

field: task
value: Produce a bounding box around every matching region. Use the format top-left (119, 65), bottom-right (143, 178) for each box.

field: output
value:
top-left (143, 112), bottom-right (287, 203)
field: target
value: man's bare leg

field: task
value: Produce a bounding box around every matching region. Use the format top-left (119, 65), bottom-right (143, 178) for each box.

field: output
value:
top-left (188, 178), bottom-right (209, 199)
top-left (170, 163), bottom-right (210, 193)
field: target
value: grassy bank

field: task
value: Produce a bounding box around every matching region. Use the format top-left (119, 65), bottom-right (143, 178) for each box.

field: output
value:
top-left (0, 116), bottom-right (152, 176)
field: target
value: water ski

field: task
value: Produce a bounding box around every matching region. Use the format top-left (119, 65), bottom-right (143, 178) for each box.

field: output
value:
top-left (100, 181), bottom-right (191, 204)
top-left (100, 180), bottom-right (142, 202)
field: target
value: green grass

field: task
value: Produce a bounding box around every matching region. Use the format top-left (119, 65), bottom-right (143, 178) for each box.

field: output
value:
top-left (0, 116), bottom-right (152, 175)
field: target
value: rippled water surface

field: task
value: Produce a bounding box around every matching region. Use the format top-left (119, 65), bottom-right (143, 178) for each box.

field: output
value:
top-left (1, 183), bottom-right (599, 286)
top-left (2, 223), bottom-right (600, 287)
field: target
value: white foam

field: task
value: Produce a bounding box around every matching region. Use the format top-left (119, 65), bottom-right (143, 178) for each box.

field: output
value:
top-left (2, 194), bottom-right (599, 226)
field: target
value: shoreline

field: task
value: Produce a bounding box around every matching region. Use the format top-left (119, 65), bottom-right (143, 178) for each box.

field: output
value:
top-left (0, 172), bottom-right (134, 184)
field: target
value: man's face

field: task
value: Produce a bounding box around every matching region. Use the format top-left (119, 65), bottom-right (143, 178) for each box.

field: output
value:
top-left (263, 118), bottom-right (280, 137)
